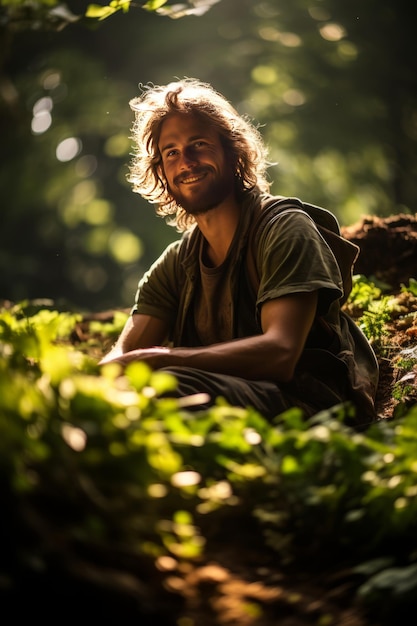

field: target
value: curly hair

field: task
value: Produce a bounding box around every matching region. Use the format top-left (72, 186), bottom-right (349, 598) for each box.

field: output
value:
top-left (128, 78), bottom-right (271, 231)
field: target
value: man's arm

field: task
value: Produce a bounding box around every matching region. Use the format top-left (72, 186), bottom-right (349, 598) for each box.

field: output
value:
top-left (100, 291), bottom-right (318, 383)
top-left (99, 314), bottom-right (170, 365)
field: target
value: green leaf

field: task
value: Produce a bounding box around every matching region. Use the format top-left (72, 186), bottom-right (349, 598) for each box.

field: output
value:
top-left (143, 0), bottom-right (169, 10)
top-left (401, 277), bottom-right (417, 296)
top-left (281, 455), bottom-right (300, 474)
top-left (85, 4), bottom-right (118, 20)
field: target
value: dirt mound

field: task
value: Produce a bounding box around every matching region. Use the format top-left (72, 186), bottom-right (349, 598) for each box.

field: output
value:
top-left (342, 213), bottom-right (417, 289)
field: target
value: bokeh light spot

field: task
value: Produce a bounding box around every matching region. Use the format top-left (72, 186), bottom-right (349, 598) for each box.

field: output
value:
top-left (251, 65), bottom-right (277, 85)
top-left (31, 110), bottom-right (52, 134)
top-left (109, 229), bottom-right (142, 264)
top-left (319, 23), bottom-right (346, 42)
top-left (56, 137), bottom-right (82, 162)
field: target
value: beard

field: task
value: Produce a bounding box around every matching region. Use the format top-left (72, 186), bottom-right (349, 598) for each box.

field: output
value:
top-left (168, 167), bottom-right (235, 216)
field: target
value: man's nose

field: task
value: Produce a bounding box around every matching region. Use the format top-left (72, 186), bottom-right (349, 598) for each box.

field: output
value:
top-left (180, 147), bottom-right (198, 168)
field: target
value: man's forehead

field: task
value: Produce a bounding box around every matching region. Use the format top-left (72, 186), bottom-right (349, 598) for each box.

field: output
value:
top-left (158, 112), bottom-right (217, 145)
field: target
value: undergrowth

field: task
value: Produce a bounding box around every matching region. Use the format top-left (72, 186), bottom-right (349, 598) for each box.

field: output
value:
top-left (1, 281), bottom-right (417, 621)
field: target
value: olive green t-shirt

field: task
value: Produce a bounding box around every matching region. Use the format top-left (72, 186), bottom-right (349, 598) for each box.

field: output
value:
top-left (133, 206), bottom-right (343, 344)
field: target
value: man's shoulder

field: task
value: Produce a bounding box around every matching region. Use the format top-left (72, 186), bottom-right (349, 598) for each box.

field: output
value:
top-left (259, 194), bottom-right (341, 235)
top-left (250, 195), bottom-right (311, 248)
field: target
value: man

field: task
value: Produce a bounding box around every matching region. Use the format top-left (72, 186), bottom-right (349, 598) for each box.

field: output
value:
top-left (100, 78), bottom-right (379, 427)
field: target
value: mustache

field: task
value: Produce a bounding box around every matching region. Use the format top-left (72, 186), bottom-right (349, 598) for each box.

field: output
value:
top-left (174, 167), bottom-right (211, 185)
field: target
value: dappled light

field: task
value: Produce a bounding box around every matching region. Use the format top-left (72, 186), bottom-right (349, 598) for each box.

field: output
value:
top-left (61, 423), bottom-right (87, 451)
top-left (282, 88), bottom-right (305, 107)
top-left (84, 198), bottom-right (114, 226)
top-left (71, 179), bottom-right (97, 206)
top-left (31, 96), bottom-right (53, 134)
top-left (243, 427), bottom-right (262, 445)
top-left (308, 6), bottom-right (331, 21)
top-left (108, 228), bottom-right (143, 264)
top-left (75, 154), bottom-right (98, 177)
top-left (148, 483), bottom-right (168, 498)
top-left (104, 133), bottom-right (132, 157)
top-left (319, 22), bottom-right (346, 42)
top-left (171, 470), bottom-right (201, 488)
top-left (337, 40), bottom-right (358, 60)
top-left (2, 0), bottom-right (414, 310)
top-left (258, 27), bottom-right (302, 48)
top-left (1, 2), bottom-right (417, 623)
top-left (251, 65), bottom-right (277, 86)
top-left (42, 70), bottom-right (61, 90)
top-left (56, 137), bottom-right (82, 162)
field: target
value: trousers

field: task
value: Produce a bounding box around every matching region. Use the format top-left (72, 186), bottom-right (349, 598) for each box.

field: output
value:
top-left (158, 366), bottom-right (346, 420)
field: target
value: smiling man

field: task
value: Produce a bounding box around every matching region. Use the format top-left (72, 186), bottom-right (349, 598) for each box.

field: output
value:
top-left (99, 78), bottom-right (379, 428)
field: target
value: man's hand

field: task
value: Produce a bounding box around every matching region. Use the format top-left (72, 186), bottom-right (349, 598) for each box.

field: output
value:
top-left (100, 346), bottom-right (170, 368)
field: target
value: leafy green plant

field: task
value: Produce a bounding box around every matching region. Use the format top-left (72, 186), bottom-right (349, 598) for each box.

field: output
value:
top-left (346, 275), bottom-right (400, 352)
top-left (359, 296), bottom-right (392, 349)
top-left (347, 274), bottom-right (384, 312)
top-left (88, 310), bottom-right (129, 337)
top-left (401, 278), bottom-right (417, 296)
top-left (2, 301), bottom-right (417, 620)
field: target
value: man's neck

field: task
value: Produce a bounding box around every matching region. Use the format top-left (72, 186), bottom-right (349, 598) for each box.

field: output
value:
top-left (195, 197), bottom-right (241, 267)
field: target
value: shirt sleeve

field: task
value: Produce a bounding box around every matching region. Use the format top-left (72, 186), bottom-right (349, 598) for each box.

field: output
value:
top-left (256, 210), bottom-right (343, 316)
top-left (131, 239), bottom-right (183, 324)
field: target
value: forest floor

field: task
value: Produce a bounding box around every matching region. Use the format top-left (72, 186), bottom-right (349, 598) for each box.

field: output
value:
top-left (68, 213), bottom-right (417, 626)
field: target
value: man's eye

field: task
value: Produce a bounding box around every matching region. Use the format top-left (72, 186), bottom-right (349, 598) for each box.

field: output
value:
top-left (166, 149), bottom-right (177, 157)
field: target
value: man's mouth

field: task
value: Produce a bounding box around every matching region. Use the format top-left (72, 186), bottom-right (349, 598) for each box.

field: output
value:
top-left (180, 172), bottom-right (207, 185)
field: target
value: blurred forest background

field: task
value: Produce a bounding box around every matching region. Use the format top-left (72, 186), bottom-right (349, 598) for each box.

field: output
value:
top-left (1, 0), bottom-right (416, 313)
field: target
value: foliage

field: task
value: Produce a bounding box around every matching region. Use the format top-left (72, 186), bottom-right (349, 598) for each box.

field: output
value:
top-left (1, 0), bottom-right (416, 310)
top-left (346, 274), bottom-right (398, 349)
top-left (86, 1), bottom-right (133, 22)
top-left (401, 277), bottom-right (417, 297)
top-left (84, 0), bottom-right (223, 21)
top-left (345, 274), bottom-right (417, 420)
top-left (2, 300), bottom-right (417, 620)
top-left (0, 0), bottom-right (222, 29)
top-left (347, 274), bottom-right (385, 311)
top-left (0, 1), bottom-right (80, 31)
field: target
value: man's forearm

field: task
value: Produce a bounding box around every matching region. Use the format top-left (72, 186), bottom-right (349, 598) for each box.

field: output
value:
top-left (99, 313), bottom-right (169, 365)
top-left (106, 334), bottom-right (297, 383)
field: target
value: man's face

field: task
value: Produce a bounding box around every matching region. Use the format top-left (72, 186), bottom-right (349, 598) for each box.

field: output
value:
top-left (158, 112), bottom-right (235, 215)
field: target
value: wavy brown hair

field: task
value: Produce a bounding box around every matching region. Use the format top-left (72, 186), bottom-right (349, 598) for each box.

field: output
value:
top-left (128, 78), bottom-right (271, 231)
